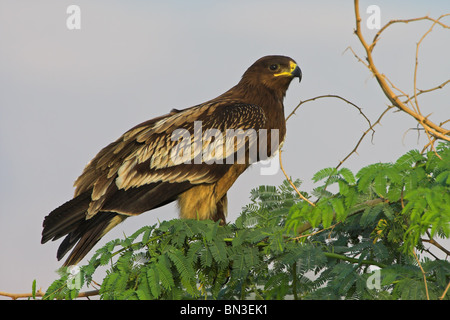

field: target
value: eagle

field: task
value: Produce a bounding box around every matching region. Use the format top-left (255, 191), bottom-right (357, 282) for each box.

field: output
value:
top-left (41, 55), bottom-right (302, 266)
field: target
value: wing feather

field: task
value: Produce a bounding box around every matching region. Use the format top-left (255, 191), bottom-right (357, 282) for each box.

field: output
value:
top-left (74, 100), bottom-right (266, 217)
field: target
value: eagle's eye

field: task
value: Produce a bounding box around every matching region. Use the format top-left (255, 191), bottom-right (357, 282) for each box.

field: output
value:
top-left (269, 64), bottom-right (279, 71)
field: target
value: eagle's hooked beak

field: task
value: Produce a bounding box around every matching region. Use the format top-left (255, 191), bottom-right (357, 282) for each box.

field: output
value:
top-left (290, 62), bottom-right (302, 83)
top-left (274, 60), bottom-right (302, 82)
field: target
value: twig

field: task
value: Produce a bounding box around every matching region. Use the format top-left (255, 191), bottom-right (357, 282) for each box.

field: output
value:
top-left (286, 94), bottom-right (372, 128)
top-left (278, 150), bottom-right (315, 207)
top-left (413, 250), bottom-right (430, 300)
top-left (417, 79), bottom-right (450, 95)
top-left (286, 94), bottom-right (377, 171)
top-left (371, 15), bottom-right (450, 53)
top-left (292, 222), bottom-right (339, 241)
top-left (0, 289), bottom-right (45, 300)
top-left (335, 106), bottom-right (391, 170)
top-left (422, 238), bottom-right (450, 256)
top-left (412, 14), bottom-right (450, 117)
top-left (441, 280), bottom-right (450, 300)
top-left (77, 289), bottom-right (100, 299)
top-left (292, 262), bottom-right (298, 300)
top-left (353, 0), bottom-right (450, 143)
top-left (382, 74), bottom-right (417, 113)
top-left (0, 288), bottom-right (100, 300)
top-left (324, 252), bottom-right (387, 269)
top-left (344, 46), bottom-right (370, 69)
top-left (422, 232), bottom-right (450, 256)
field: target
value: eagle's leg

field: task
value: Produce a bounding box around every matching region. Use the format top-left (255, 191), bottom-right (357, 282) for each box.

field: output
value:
top-left (177, 184), bottom-right (216, 221)
top-left (177, 185), bottom-right (228, 225)
top-left (214, 194), bottom-right (227, 226)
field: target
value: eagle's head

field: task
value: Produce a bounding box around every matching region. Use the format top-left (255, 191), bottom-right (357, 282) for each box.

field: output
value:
top-left (240, 55), bottom-right (302, 93)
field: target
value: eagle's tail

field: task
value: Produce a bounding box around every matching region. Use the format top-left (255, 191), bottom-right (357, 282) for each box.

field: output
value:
top-left (41, 191), bottom-right (126, 266)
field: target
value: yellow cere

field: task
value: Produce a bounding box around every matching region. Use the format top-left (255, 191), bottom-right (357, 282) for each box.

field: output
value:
top-left (274, 61), bottom-right (297, 77)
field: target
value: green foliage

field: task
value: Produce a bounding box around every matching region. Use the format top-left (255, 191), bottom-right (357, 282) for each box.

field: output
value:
top-left (44, 143), bottom-right (450, 300)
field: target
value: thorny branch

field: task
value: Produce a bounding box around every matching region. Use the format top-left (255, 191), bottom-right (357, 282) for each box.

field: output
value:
top-left (352, 0), bottom-right (450, 149)
top-left (0, 288), bottom-right (99, 300)
top-left (286, 94), bottom-right (372, 127)
top-left (371, 15), bottom-right (450, 53)
top-left (286, 94), bottom-right (380, 171)
top-left (283, 3), bottom-right (450, 281)
top-left (279, 150), bottom-right (315, 207)
top-left (413, 250), bottom-right (430, 300)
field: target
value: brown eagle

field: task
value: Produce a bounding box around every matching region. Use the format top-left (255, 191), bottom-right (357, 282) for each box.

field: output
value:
top-left (41, 55), bottom-right (302, 266)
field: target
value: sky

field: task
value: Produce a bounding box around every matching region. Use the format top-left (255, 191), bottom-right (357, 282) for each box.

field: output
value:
top-left (0, 0), bottom-right (449, 297)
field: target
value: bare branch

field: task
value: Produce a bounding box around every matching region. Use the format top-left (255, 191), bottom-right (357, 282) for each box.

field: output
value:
top-left (0, 288), bottom-right (100, 300)
top-left (287, 94), bottom-right (372, 128)
top-left (287, 94), bottom-right (379, 172)
top-left (292, 222), bottom-right (339, 241)
top-left (412, 14), bottom-right (450, 115)
top-left (413, 250), bottom-right (430, 300)
top-left (441, 280), bottom-right (450, 300)
top-left (343, 46), bottom-right (370, 69)
top-left (417, 79), bottom-right (450, 95)
top-left (0, 289), bottom-right (45, 300)
top-left (353, 0), bottom-right (450, 144)
top-left (278, 150), bottom-right (315, 207)
top-left (371, 14), bottom-right (450, 53)
top-left (336, 105), bottom-right (392, 170)
top-left (422, 232), bottom-right (450, 256)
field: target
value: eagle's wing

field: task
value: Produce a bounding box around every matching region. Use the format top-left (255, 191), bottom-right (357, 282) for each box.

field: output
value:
top-left (73, 100), bottom-right (267, 218)
top-left (41, 101), bottom-right (267, 264)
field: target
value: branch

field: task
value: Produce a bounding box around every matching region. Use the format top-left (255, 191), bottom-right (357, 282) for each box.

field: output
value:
top-left (324, 252), bottom-right (387, 268)
top-left (371, 15), bottom-right (450, 53)
top-left (353, 0), bottom-right (450, 143)
top-left (412, 14), bottom-right (450, 117)
top-left (0, 289), bottom-right (100, 300)
top-left (335, 105), bottom-right (391, 170)
top-left (293, 222), bottom-right (339, 240)
top-left (413, 250), bottom-right (430, 300)
top-left (417, 79), bottom-right (450, 95)
top-left (286, 94), bottom-right (372, 128)
top-left (0, 289), bottom-right (45, 300)
top-left (441, 280), bottom-right (450, 300)
top-left (286, 94), bottom-right (376, 171)
top-left (422, 232), bottom-right (450, 256)
top-left (279, 150), bottom-right (315, 207)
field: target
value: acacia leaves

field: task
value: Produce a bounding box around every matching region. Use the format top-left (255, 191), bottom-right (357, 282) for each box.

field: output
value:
top-left (44, 143), bottom-right (450, 300)
top-left (287, 143), bottom-right (450, 254)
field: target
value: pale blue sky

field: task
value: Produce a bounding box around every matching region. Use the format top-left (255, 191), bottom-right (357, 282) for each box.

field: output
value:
top-left (0, 0), bottom-right (449, 296)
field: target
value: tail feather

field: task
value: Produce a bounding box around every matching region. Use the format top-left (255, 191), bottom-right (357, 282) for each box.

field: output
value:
top-left (41, 191), bottom-right (91, 244)
top-left (58, 213), bottom-right (126, 266)
top-left (41, 191), bottom-right (126, 266)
